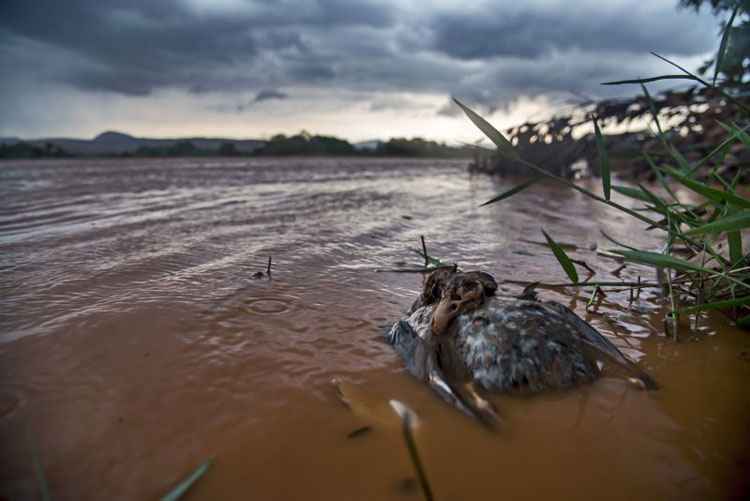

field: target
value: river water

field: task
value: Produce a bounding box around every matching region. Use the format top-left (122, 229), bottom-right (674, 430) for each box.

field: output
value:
top-left (1, 157), bottom-right (749, 500)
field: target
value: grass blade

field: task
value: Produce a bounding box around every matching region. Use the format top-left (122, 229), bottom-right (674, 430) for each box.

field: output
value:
top-left (612, 185), bottom-right (653, 204)
top-left (728, 230), bottom-right (743, 265)
top-left (613, 249), bottom-right (713, 274)
top-left (650, 51), bottom-right (750, 114)
top-left (679, 295), bottom-right (750, 315)
top-left (686, 210), bottom-right (750, 235)
top-left (453, 98), bottom-right (519, 160)
top-left (601, 75), bottom-right (697, 86)
top-left (542, 229), bottom-right (579, 283)
top-left (718, 120), bottom-right (750, 147)
top-left (593, 116), bottom-right (610, 200)
top-left (714, 5), bottom-right (740, 86)
top-left (481, 178), bottom-right (538, 206)
top-left (662, 166), bottom-right (750, 209)
top-left (640, 83), bottom-right (664, 137)
top-left (650, 52), bottom-right (711, 86)
top-left (162, 459), bottom-right (213, 501)
top-left (391, 400), bottom-right (434, 501)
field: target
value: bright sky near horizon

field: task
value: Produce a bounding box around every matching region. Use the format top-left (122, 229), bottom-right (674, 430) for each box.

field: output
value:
top-left (0, 0), bottom-right (721, 143)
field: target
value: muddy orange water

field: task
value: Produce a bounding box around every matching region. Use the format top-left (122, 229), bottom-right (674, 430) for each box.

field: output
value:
top-left (1, 157), bottom-right (749, 500)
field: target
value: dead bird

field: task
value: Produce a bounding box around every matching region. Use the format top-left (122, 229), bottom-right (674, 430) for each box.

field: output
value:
top-left (386, 268), bottom-right (658, 425)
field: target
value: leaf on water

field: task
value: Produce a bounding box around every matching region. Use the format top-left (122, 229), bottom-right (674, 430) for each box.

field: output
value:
top-left (714, 5), bottom-right (740, 86)
top-left (686, 210), bottom-right (750, 236)
top-left (612, 250), bottom-right (713, 274)
top-left (679, 296), bottom-right (750, 315)
top-left (481, 178), bottom-right (538, 206)
top-left (162, 459), bottom-right (213, 501)
top-left (662, 167), bottom-right (750, 209)
top-left (593, 117), bottom-right (610, 200)
top-left (541, 229), bottom-right (579, 283)
top-left (453, 98), bottom-right (520, 160)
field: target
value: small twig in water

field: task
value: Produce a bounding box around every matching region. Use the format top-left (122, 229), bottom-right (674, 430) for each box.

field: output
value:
top-left (420, 236), bottom-right (428, 267)
top-left (267, 256), bottom-right (272, 276)
top-left (375, 265), bottom-right (456, 274)
top-left (571, 258), bottom-right (596, 276)
top-left (611, 264), bottom-right (626, 276)
top-left (502, 279), bottom-right (661, 289)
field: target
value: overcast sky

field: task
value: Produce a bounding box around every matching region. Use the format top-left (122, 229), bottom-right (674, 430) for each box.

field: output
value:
top-left (0, 0), bottom-right (721, 142)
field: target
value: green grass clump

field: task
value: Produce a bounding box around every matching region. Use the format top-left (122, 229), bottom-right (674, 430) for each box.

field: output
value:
top-left (455, 14), bottom-right (750, 328)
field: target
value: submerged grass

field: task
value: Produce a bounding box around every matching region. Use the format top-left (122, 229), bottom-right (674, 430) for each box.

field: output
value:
top-left (455, 36), bottom-right (750, 329)
top-left (161, 459), bottom-right (213, 501)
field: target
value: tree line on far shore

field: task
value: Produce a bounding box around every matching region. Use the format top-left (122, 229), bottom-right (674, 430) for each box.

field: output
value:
top-left (0, 133), bottom-right (474, 160)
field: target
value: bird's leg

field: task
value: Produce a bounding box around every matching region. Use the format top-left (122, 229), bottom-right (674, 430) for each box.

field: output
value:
top-left (431, 283), bottom-right (484, 336)
top-left (424, 353), bottom-right (499, 428)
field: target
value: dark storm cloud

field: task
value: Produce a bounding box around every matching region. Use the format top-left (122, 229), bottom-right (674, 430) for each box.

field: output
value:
top-left (254, 89), bottom-right (289, 102)
top-left (0, 0), bottom-right (391, 95)
top-left (0, 0), bottom-right (719, 113)
top-left (429, 4), bottom-right (716, 60)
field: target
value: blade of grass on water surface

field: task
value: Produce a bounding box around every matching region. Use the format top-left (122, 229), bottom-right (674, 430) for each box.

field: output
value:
top-left (714, 4), bottom-right (740, 86)
top-left (679, 295), bottom-right (750, 315)
top-left (162, 459), bottom-right (213, 501)
top-left (31, 438), bottom-right (52, 501)
top-left (481, 178), bottom-right (539, 206)
top-left (593, 117), bottom-right (611, 200)
top-left (542, 229), bottom-right (579, 283)
top-left (390, 400), bottom-right (433, 501)
top-left (453, 98), bottom-right (519, 160)
top-left (686, 210), bottom-right (750, 235)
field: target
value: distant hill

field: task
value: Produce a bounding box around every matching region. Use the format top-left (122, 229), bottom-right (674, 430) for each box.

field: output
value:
top-left (0, 131), bottom-right (473, 159)
top-left (1, 131), bottom-right (266, 156)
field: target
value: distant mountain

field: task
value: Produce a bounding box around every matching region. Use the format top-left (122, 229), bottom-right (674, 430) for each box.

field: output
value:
top-left (4, 131), bottom-right (266, 156)
top-left (1, 131), bottom-right (473, 159)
